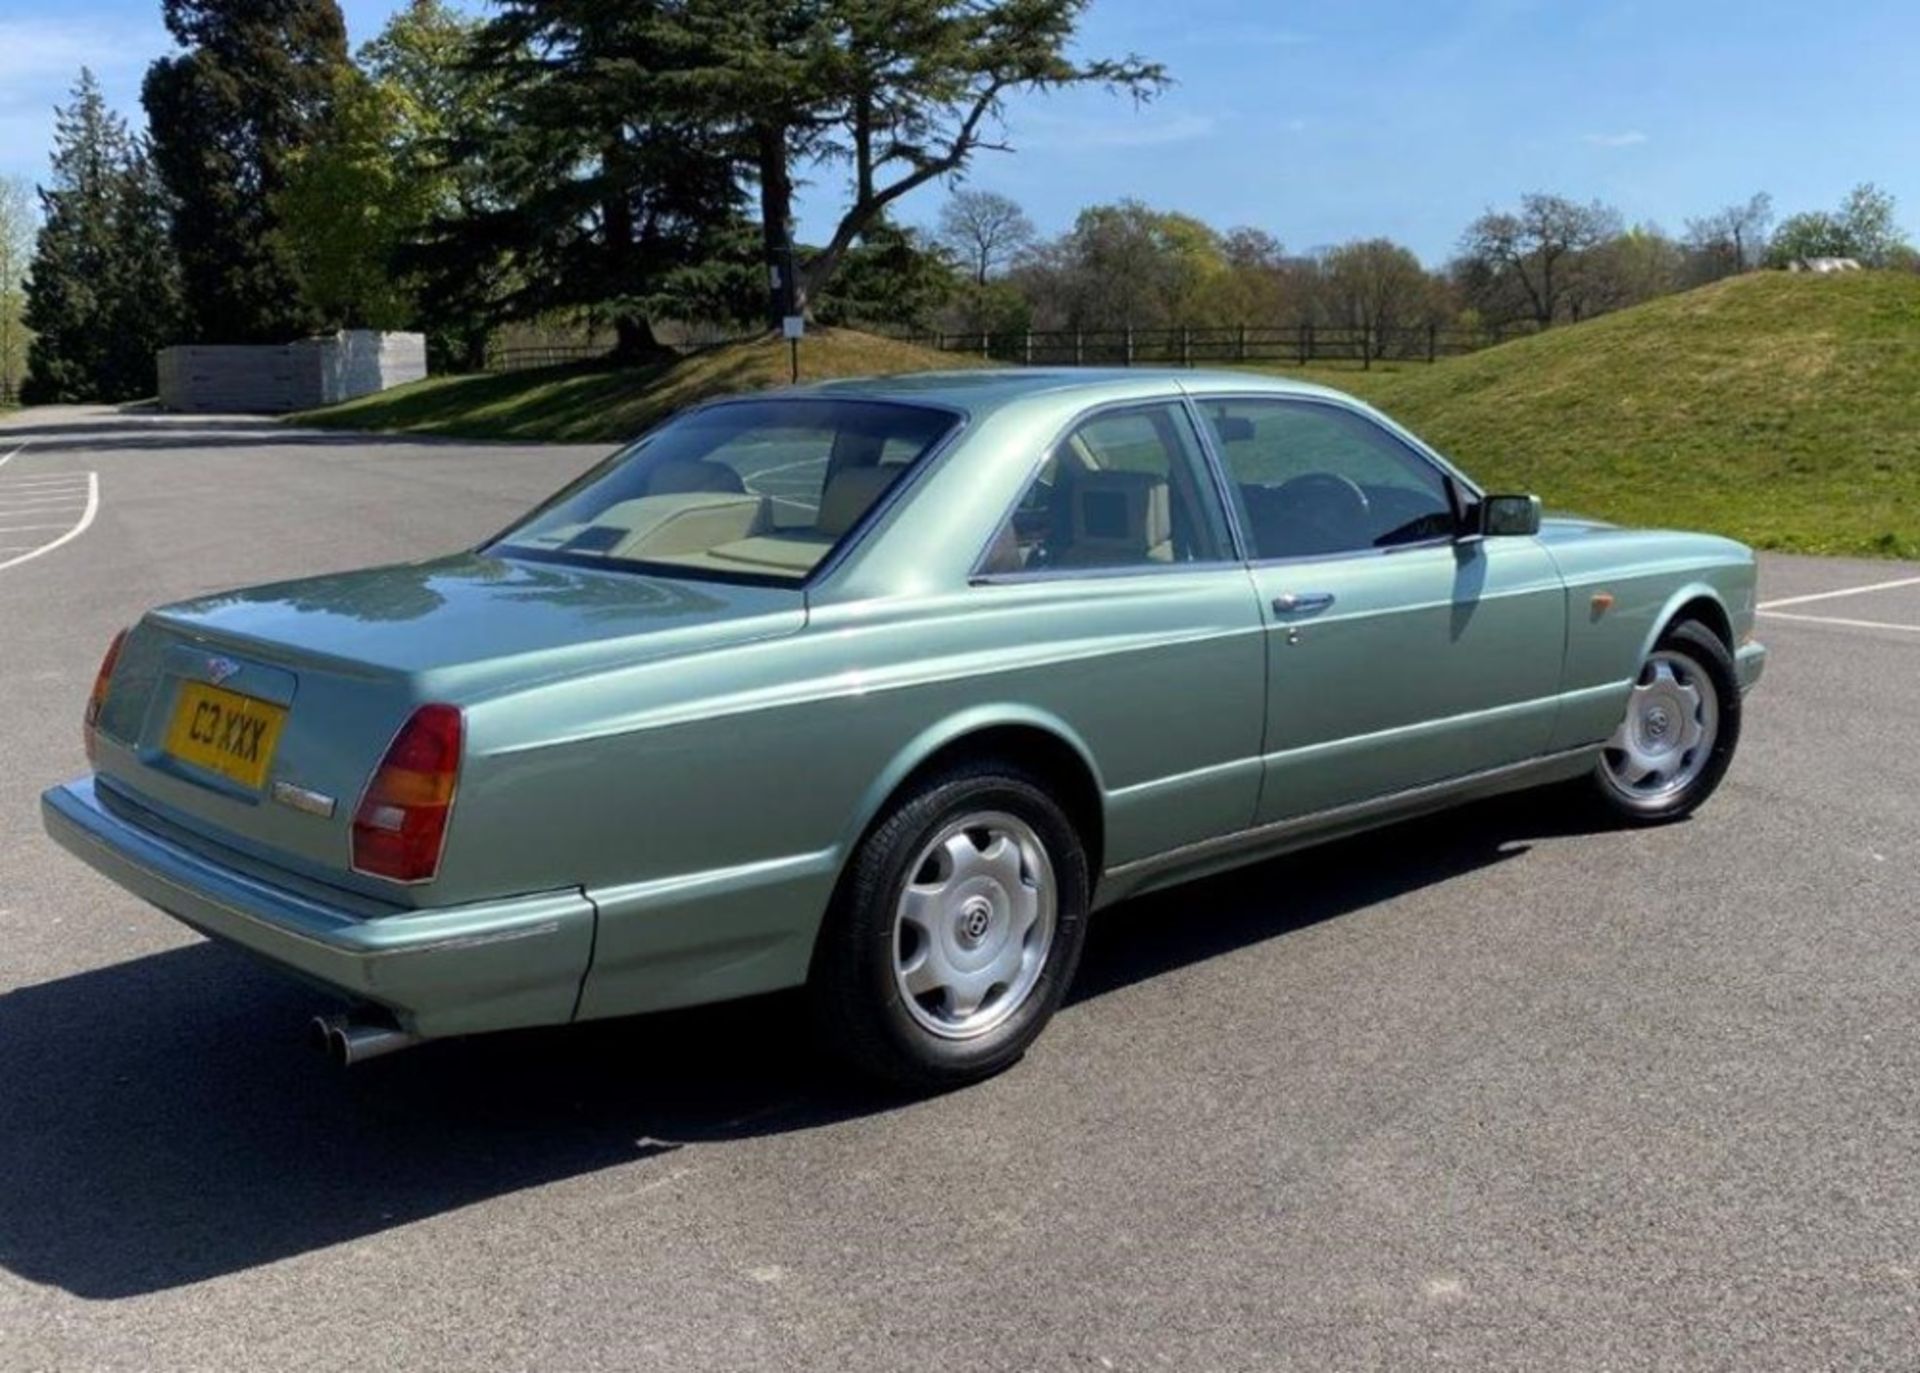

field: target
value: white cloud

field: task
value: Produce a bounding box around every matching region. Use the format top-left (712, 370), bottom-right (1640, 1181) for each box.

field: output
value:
top-left (1022, 111), bottom-right (1217, 151)
top-left (1584, 130), bottom-right (1650, 148)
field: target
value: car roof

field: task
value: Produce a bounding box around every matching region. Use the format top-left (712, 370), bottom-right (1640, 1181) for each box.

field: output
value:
top-left (792, 367), bottom-right (1356, 417)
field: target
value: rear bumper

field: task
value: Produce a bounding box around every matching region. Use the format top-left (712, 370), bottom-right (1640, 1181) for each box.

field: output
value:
top-left (41, 776), bottom-right (595, 1039)
top-left (1736, 640), bottom-right (1767, 694)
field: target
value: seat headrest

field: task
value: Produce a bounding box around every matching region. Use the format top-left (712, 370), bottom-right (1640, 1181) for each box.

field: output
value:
top-left (1067, 470), bottom-right (1171, 553)
top-left (649, 459), bottom-right (746, 495)
top-left (817, 466), bottom-right (897, 537)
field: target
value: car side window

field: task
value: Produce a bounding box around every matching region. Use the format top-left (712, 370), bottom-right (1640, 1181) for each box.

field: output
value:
top-left (1198, 400), bottom-right (1458, 560)
top-left (979, 403), bottom-right (1233, 575)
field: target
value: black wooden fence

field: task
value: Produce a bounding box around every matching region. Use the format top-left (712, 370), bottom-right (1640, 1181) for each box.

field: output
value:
top-left (484, 343), bottom-right (613, 372)
top-left (886, 323), bottom-right (1529, 370)
top-left (481, 322), bottom-right (1532, 375)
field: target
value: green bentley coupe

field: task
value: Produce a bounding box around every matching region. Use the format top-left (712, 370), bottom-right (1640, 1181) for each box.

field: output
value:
top-left (44, 370), bottom-right (1765, 1086)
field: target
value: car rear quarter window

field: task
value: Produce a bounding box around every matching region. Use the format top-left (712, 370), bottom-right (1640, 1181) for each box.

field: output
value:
top-left (491, 400), bottom-right (957, 585)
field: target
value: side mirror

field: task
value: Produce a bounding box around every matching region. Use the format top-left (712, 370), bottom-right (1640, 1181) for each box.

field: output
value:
top-left (1480, 493), bottom-right (1542, 537)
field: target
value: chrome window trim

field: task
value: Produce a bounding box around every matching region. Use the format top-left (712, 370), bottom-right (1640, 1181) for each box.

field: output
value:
top-left (964, 394), bottom-right (1239, 583)
top-left (968, 558), bottom-right (1251, 588)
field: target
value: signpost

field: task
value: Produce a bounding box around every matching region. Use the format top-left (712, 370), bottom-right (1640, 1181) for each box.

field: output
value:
top-left (770, 237), bottom-right (802, 383)
top-left (782, 314), bottom-right (805, 384)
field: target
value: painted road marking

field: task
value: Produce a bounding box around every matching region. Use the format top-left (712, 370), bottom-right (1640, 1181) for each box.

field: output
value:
top-left (0, 442), bottom-right (25, 471)
top-left (1760, 609), bottom-right (1920, 634)
top-left (1758, 575), bottom-right (1920, 610)
top-left (0, 472), bottom-right (99, 573)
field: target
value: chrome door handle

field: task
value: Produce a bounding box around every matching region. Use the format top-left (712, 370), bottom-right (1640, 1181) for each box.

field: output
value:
top-left (1272, 591), bottom-right (1335, 614)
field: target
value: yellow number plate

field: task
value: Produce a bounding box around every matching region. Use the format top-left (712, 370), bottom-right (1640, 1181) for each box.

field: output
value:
top-left (164, 682), bottom-right (287, 790)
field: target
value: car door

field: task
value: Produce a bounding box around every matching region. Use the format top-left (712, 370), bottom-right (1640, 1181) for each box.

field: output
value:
top-left (971, 400), bottom-right (1269, 866)
top-left (1189, 395), bottom-right (1567, 824)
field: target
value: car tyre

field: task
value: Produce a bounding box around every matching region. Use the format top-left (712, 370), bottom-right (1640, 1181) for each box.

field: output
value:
top-left (1588, 619), bottom-right (1742, 824)
top-left (808, 761), bottom-right (1090, 1090)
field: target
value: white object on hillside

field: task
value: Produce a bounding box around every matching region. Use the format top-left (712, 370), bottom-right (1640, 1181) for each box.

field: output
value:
top-left (1788, 257), bottom-right (1863, 274)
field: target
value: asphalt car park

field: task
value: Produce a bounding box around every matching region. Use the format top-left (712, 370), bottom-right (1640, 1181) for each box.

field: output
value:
top-left (2, 405), bottom-right (1917, 1370)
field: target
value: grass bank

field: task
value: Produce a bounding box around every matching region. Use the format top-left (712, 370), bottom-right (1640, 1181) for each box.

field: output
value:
top-left (1278, 272), bottom-right (1920, 558)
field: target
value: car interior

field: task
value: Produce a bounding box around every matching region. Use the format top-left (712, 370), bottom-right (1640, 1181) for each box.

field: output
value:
top-left (505, 412), bottom-right (936, 580)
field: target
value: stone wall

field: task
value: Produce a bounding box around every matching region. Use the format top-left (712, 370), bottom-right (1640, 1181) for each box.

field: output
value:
top-left (156, 331), bottom-right (427, 413)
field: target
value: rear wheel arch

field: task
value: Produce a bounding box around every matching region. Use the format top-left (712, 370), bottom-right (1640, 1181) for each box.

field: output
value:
top-left (838, 716), bottom-right (1107, 898)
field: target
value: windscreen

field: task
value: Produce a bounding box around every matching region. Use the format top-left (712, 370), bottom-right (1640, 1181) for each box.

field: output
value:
top-left (491, 399), bottom-right (959, 584)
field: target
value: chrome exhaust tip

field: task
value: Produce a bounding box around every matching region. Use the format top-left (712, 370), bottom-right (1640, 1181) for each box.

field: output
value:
top-left (308, 1010), bottom-right (418, 1067)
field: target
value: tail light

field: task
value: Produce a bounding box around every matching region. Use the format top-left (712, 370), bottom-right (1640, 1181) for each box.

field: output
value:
top-left (352, 704), bottom-right (463, 883)
top-left (84, 628), bottom-right (129, 764)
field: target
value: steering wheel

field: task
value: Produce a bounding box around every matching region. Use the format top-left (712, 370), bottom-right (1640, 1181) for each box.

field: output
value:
top-left (1273, 472), bottom-right (1372, 551)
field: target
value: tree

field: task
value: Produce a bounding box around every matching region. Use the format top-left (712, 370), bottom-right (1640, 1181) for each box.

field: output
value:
top-left (1683, 192), bottom-right (1772, 282)
top-left (1028, 200), bottom-right (1219, 330)
top-left (1575, 224), bottom-right (1683, 315)
top-left (272, 70), bottom-right (427, 329)
top-left (677, 0), bottom-right (1166, 320)
top-left (23, 72), bottom-right (181, 402)
top-left (1458, 193), bottom-right (1622, 327)
top-left (0, 177), bottom-right (32, 403)
top-left (1320, 238), bottom-right (1435, 347)
top-left (143, 0), bottom-right (351, 342)
top-left (1765, 212), bottom-right (1850, 266)
top-left (1766, 183), bottom-right (1908, 268)
top-left (450, 0), bottom-right (747, 360)
top-left (815, 219), bottom-right (959, 328)
top-left (936, 189), bottom-right (1034, 286)
top-left (365, 0), bottom-right (522, 367)
top-left (1838, 183), bottom-right (1904, 266)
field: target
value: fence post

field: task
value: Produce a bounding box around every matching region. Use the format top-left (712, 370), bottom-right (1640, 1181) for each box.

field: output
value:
top-left (1300, 323), bottom-right (1312, 366)
top-left (1363, 327), bottom-right (1372, 371)
top-left (1023, 330), bottom-right (1033, 366)
top-left (1124, 327), bottom-right (1134, 367)
top-left (1074, 330), bottom-right (1084, 366)
top-left (1237, 325), bottom-right (1247, 362)
top-left (1427, 323), bottom-right (1437, 363)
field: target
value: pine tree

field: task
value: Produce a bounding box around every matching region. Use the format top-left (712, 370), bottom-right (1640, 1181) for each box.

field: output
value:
top-left (443, 0), bottom-right (745, 361)
top-left (143, 0), bottom-right (351, 343)
top-left (22, 71), bottom-right (181, 403)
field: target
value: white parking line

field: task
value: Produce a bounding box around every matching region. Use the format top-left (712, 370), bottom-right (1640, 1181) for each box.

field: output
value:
top-left (0, 442), bottom-right (25, 470)
top-left (0, 472), bottom-right (99, 573)
top-left (1760, 609), bottom-right (1920, 634)
top-left (1758, 574), bottom-right (1920, 610)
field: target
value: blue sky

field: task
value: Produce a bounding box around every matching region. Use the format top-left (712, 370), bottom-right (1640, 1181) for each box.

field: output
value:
top-left (1, 0), bottom-right (1911, 264)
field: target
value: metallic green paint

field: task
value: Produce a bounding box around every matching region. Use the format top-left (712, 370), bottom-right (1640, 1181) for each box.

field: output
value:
top-left (43, 369), bottom-right (1766, 1042)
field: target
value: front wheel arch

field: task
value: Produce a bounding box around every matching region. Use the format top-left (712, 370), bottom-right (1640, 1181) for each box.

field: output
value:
top-left (1641, 583), bottom-right (1734, 663)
